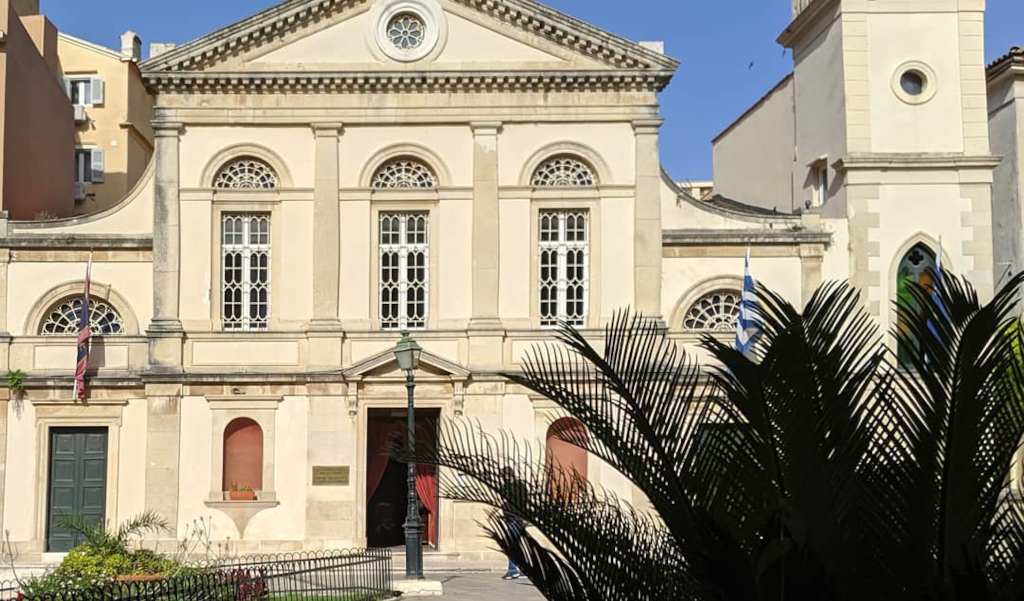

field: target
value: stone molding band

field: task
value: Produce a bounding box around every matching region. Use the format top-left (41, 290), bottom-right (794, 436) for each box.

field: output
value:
top-left (142, 70), bottom-right (676, 94)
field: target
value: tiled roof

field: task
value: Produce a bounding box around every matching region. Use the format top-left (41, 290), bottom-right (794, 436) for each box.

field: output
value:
top-left (988, 46), bottom-right (1023, 79)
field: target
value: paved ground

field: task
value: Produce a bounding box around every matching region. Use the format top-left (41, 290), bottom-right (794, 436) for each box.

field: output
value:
top-left (434, 572), bottom-right (545, 600)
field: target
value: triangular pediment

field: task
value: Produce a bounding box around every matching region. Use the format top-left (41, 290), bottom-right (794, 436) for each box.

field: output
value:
top-left (343, 347), bottom-right (470, 381)
top-left (141, 0), bottom-right (678, 76)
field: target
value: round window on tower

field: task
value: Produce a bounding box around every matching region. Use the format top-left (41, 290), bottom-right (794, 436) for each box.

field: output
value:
top-left (900, 71), bottom-right (925, 96)
top-left (892, 61), bottom-right (937, 105)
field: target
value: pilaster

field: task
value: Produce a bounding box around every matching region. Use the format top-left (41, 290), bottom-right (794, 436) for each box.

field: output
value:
top-left (469, 122), bottom-right (503, 330)
top-left (149, 122), bottom-right (184, 373)
top-left (468, 122), bottom-right (504, 366)
top-left (0, 399), bottom-right (7, 536)
top-left (799, 214), bottom-right (825, 306)
top-left (0, 249), bottom-right (11, 372)
top-left (144, 386), bottom-right (182, 538)
top-left (309, 124), bottom-right (345, 367)
top-left (633, 119), bottom-right (664, 321)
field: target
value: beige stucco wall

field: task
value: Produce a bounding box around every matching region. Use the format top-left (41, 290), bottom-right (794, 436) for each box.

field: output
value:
top-left (2, 397), bottom-right (149, 552)
top-left (712, 76), bottom-right (796, 211)
top-left (791, 9), bottom-right (848, 217)
top-left (989, 74), bottom-right (1023, 288)
top-left (58, 34), bottom-right (154, 215)
top-left (865, 13), bottom-right (964, 154)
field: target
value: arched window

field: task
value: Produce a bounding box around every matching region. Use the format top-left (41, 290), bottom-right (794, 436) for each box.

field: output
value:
top-left (682, 290), bottom-right (741, 332)
top-left (531, 156), bottom-right (597, 188)
top-left (546, 418), bottom-right (588, 499)
top-left (896, 243), bottom-right (937, 367)
top-left (223, 418), bottom-right (264, 493)
top-left (40, 298), bottom-right (125, 336)
top-left (371, 158), bottom-right (437, 189)
top-left (214, 158), bottom-right (279, 189)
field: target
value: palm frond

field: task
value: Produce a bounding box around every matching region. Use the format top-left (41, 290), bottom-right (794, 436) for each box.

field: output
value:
top-left (891, 270), bottom-right (1024, 593)
top-left (393, 419), bottom-right (694, 600)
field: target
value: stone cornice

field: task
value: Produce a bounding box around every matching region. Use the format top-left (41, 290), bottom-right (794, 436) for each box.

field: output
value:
top-left (834, 153), bottom-right (1003, 171)
top-left (663, 228), bottom-right (832, 247)
top-left (777, 0), bottom-right (837, 48)
top-left (0, 234), bottom-right (153, 250)
top-left (142, 69), bottom-right (675, 94)
top-left (140, 0), bottom-right (678, 74)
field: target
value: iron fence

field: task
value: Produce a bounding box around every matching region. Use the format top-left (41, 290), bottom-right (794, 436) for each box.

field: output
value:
top-left (0, 548), bottom-right (393, 601)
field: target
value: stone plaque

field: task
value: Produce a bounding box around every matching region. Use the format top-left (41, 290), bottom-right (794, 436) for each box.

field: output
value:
top-left (312, 466), bottom-right (351, 486)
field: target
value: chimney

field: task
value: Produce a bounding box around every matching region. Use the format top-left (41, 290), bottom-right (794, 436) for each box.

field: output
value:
top-left (120, 31), bottom-right (141, 62)
top-left (149, 42), bottom-right (176, 59)
top-left (639, 41), bottom-right (665, 55)
top-left (10, 0), bottom-right (40, 16)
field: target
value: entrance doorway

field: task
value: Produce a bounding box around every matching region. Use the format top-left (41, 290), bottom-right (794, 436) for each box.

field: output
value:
top-left (366, 408), bottom-right (439, 549)
top-left (46, 427), bottom-right (108, 552)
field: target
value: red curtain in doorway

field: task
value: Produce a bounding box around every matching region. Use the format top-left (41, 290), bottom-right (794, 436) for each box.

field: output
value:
top-left (415, 464), bottom-right (438, 546)
top-left (367, 421), bottom-right (399, 502)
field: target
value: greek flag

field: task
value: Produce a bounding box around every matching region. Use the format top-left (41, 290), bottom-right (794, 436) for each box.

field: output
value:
top-left (735, 247), bottom-right (761, 355)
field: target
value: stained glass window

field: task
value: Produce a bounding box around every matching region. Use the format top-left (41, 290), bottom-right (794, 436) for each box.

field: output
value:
top-left (896, 243), bottom-right (937, 368)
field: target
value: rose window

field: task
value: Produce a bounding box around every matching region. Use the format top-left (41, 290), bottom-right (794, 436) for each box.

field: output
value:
top-left (387, 14), bottom-right (426, 51)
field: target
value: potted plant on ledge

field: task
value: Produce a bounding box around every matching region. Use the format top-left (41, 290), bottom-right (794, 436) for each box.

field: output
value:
top-left (229, 484), bottom-right (256, 501)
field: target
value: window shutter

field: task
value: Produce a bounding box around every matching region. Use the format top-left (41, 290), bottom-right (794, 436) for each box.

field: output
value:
top-left (61, 77), bottom-right (71, 100)
top-left (91, 149), bottom-right (105, 183)
top-left (90, 76), bottom-right (104, 105)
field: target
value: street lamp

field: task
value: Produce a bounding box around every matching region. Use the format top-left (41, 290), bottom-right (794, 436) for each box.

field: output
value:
top-left (393, 331), bottom-right (424, 579)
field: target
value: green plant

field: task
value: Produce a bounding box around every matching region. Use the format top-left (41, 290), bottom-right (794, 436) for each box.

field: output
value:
top-left (397, 272), bottom-right (1024, 601)
top-left (56, 510), bottom-right (169, 556)
top-left (5, 370), bottom-right (25, 399)
top-left (230, 483), bottom-right (254, 493)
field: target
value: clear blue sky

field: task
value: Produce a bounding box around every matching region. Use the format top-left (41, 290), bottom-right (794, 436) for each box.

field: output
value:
top-left (42, 0), bottom-right (1023, 181)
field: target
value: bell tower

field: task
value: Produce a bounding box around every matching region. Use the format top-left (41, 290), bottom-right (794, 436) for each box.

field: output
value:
top-left (778, 0), bottom-right (999, 330)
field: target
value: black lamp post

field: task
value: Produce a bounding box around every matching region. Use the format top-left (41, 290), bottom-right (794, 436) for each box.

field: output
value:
top-left (393, 331), bottom-right (424, 579)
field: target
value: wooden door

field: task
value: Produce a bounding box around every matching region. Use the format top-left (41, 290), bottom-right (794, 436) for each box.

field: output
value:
top-left (47, 428), bottom-right (108, 552)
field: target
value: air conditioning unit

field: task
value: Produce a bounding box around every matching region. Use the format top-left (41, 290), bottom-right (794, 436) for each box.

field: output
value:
top-left (74, 183), bottom-right (87, 201)
top-left (73, 104), bottom-right (88, 123)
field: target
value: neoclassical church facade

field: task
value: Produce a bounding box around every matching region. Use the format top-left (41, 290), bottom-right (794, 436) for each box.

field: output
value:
top-left (0, 0), bottom-right (1013, 561)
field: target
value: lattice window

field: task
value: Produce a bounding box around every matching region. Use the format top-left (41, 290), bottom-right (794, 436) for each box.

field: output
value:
top-left (387, 13), bottom-right (426, 50)
top-left (214, 158), bottom-right (279, 189)
top-left (683, 291), bottom-right (741, 332)
top-left (531, 157), bottom-right (596, 188)
top-left (371, 159), bottom-right (437, 189)
top-left (380, 213), bottom-right (429, 331)
top-left (222, 214), bottom-right (271, 331)
top-left (539, 211), bottom-right (589, 327)
top-left (40, 298), bottom-right (125, 336)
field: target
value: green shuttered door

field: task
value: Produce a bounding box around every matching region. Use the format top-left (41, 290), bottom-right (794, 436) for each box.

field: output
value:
top-left (47, 428), bottom-right (108, 552)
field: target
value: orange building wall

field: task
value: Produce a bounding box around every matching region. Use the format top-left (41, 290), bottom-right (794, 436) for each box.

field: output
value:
top-left (0, 0), bottom-right (73, 220)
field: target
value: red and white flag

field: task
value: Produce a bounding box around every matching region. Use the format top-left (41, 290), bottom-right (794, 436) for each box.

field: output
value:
top-left (73, 254), bottom-right (92, 402)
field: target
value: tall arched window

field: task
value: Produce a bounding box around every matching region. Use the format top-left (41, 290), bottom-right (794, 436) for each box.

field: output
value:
top-left (371, 158), bottom-right (437, 189)
top-left (896, 243), bottom-right (938, 368)
top-left (214, 158), bottom-right (279, 189)
top-left (546, 418), bottom-right (588, 499)
top-left (531, 156), bottom-right (596, 188)
top-left (40, 297), bottom-right (125, 336)
top-left (682, 290), bottom-right (741, 332)
top-left (223, 418), bottom-right (264, 493)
